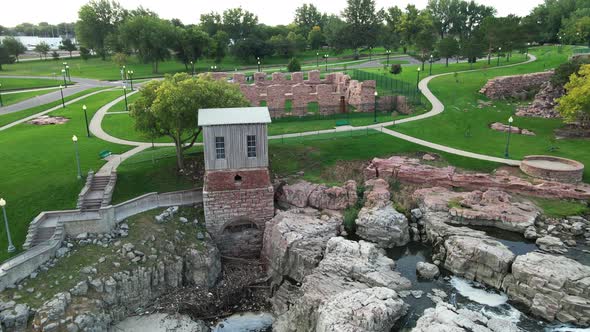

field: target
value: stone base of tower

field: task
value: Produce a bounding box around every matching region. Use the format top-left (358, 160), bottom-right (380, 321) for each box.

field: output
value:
top-left (203, 169), bottom-right (274, 258)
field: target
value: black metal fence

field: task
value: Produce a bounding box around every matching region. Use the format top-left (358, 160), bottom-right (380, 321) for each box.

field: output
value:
top-left (266, 101), bottom-right (398, 122)
top-left (350, 69), bottom-right (423, 106)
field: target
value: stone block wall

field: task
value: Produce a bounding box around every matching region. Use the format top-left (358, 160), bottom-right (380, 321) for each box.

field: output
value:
top-left (204, 70), bottom-right (376, 117)
top-left (479, 71), bottom-right (554, 100)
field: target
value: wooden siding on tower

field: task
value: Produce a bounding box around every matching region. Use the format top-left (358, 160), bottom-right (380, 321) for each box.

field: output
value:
top-left (203, 123), bottom-right (268, 171)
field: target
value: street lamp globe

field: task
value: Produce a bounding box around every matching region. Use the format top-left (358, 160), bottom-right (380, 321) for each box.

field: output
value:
top-left (508, 116), bottom-right (514, 123)
top-left (60, 85), bottom-right (63, 89)
top-left (123, 85), bottom-right (126, 90)
top-left (61, 69), bottom-right (66, 74)
top-left (72, 135), bottom-right (78, 142)
top-left (417, 68), bottom-right (421, 72)
top-left (0, 198), bottom-right (5, 207)
top-left (374, 91), bottom-right (378, 97)
top-left (83, 105), bottom-right (87, 111)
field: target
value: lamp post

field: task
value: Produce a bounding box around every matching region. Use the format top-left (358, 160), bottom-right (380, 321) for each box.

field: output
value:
top-left (59, 85), bottom-right (65, 108)
top-left (429, 54), bottom-right (433, 75)
top-left (122, 65), bottom-right (126, 82)
top-left (66, 65), bottom-right (71, 81)
top-left (316, 52), bottom-right (319, 68)
top-left (72, 135), bottom-right (82, 180)
top-left (386, 50), bottom-right (391, 66)
top-left (0, 198), bottom-right (16, 253)
top-left (61, 69), bottom-right (68, 88)
top-left (525, 42), bottom-right (530, 59)
top-left (369, 47), bottom-right (372, 60)
top-left (127, 70), bottom-right (134, 90)
top-left (416, 68), bottom-right (421, 92)
top-left (83, 105), bottom-right (90, 138)
top-left (123, 85), bottom-right (128, 112)
top-left (504, 116), bottom-right (514, 158)
top-left (373, 91), bottom-right (378, 123)
top-left (324, 54), bottom-right (328, 72)
top-left (190, 61), bottom-right (195, 77)
top-left (0, 83), bottom-right (3, 107)
top-left (497, 47), bottom-right (501, 66)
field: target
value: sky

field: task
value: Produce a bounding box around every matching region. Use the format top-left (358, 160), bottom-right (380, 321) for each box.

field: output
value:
top-left (0, 0), bottom-right (545, 27)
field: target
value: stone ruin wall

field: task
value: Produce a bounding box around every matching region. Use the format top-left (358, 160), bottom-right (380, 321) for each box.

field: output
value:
top-left (479, 71), bottom-right (554, 100)
top-left (206, 70), bottom-right (376, 117)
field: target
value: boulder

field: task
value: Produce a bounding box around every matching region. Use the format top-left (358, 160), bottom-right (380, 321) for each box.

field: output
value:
top-left (516, 81), bottom-right (564, 119)
top-left (536, 236), bottom-right (568, 254)
top-left (416, 262), bottom-right (440, 279)
top-left (262, 209), bottom-right (341, 286)
top-left (316, 288), bottom-right (407, 332)
top-left (184, 244), bottom-right (221, 287)
top-left (412, 302), bottom-right (519, 332)
top-left (414, 187), bottom-right (539, 233)
top-left (273, 237), bottom-right (411, 331)
top-left (502, 252), bottom-right (590, 325)
top-left (356, 204), bottom-right (410, 248)
top-left (276, 180), bottom-right (357, 210)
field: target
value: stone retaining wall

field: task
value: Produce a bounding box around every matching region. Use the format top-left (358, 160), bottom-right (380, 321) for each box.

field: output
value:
top-left (520, 156), bottom-right (584, 183)
top-left (479, 71), bottom-right (554, 100)
top-left (0, 189), bottom-right (203, 291)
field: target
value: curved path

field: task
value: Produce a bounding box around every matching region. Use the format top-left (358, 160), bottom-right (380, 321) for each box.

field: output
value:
top-left (87, 54), bottom-right (538, 172)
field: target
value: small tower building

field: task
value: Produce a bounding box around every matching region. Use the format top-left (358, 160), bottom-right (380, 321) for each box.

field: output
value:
top-left (199, 107), bottom-right (274, 257)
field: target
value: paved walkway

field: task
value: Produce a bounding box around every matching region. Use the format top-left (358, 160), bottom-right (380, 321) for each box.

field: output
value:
top-left (0, 76), bottom-right (120, 116)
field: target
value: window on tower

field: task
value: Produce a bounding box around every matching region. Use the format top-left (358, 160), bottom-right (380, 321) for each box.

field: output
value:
top-left (247, 135), bottom-right (257, 158)
top-left (215, 136), bottom-right (225, 159)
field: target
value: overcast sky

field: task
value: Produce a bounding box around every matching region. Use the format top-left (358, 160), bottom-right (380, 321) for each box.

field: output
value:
top-left (1, 0), bottom-right (544, 27)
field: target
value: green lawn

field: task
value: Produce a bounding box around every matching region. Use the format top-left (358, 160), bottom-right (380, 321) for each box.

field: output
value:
top-left (106, 91), bottom-right (140, 112)
top-left (0, 48), bottom-right (404, 81)
top-left (0, 77), bottom-right (70, 91)
top-left (0, 90), bottom-right (129, 262)
top-left (390, 45), bottom-right (590, 182)
top-left (0, 87), bottom-right (107, 128)
top-left (1, 89), bottom-right (57, 106)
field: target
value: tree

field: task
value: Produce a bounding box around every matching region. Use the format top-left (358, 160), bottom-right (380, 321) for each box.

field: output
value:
top-left (200, 12), bottom-right (222, 36)
top-left (323, 15), bottom-right (348, 52)
top-left (2, 37), bottom-right (26, 62)
top-left (437, 37), bottom-right (459, 66)
top-left (460, 32), bottom-right (486, 68)
top-left (34, 42), bottom-right (51, 60)
top-left (51, 51), bottom-right (60, 60)
top-left (287, 57), bottom-right (301, 72)
top-left (382, 6), bottom-right (403, 51)
top-left (0, 44), bottom-right (14, 71)
top-left (427, 0), bottom-right (461, 38)
top-left (210, 31), bottom-right (229, 63)
top-left (173, 26), bottom-right (211, 69)
top-left (119, 15), bottom-right (174, 73)
top-left (80, 47), bottom-right (91, 61)
top-left (390, 64), bottom-right (402, 74)
top-left (294, 4), bottom-right (325, 33)
top-left (481, 16), bottom-right (501, 64)
top-left (222, 8), bottom-right (259, 41)
top-left (232, 36), bottom-right (272, 61)
top-left (60, 39), bottom-right (77, 57)
top-left (76, 0), bottom-right (125, 60)
top-left (552, 56), bottom-right (590, 87)
top-left (557, 64), bottom-right (590, 127)
top-left (111, 52), bottom-right (127, 67)
top-left (342, 0), bottom-right (382, 54)
top-left (560, 11), bottom-right (590, 47)
top-left (410, 12), bottom-right (437, 70)
top-left (308, 26), bottom-right (324, 50)
top-left (130, 73), bottom-right (250, 170)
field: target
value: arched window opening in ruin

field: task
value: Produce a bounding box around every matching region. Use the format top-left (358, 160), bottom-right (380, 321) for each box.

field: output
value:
top-left (307, 102), bottom-right (319, 114)
top-left (285, 100), bottom-right (293, 113)
top-left (234, 174), bottom-right (242, 183)
top-left (223, 220), bottom-right (258, 233)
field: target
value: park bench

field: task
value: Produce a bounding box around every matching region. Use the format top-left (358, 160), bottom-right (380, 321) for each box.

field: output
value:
top-left (99, 150), bottom-right (112, 159)
top-left (335, 120), bottom-right (350, 127)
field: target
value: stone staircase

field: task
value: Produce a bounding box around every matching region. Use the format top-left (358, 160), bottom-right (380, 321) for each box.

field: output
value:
top-left (77, 171), bottom-right (117, 212)
top-left (30, 226), bottom-right (56, 247)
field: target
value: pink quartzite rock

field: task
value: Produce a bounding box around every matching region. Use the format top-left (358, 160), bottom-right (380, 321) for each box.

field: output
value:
top-left (490, 122), bottom-right (535, 135)
top-left (277, 180), bottom-right (357, 211)
top-left (516, 81), bottom-right (564, 119)
top-left (413, 187), bottom-right (539, 232)
top-left (364, 156), bottom-right (590, 200)
top-left (363, 179), bottom-right (391, 208)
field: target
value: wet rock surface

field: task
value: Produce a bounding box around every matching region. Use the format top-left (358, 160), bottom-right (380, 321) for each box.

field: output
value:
top-left (412, 302), bottom-right (519, 332)
top-left (502, 252), bottom-right (590, 326)
top-left (416, 262), bottom-right (440, 279)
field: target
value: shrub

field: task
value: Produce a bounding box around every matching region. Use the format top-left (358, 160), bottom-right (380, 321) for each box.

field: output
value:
top-left (343, 207), bottom-right (359, 233)
top-left (390, 64), bottom-right (402, 75)
top-left (287, 57), bottom-right (301, 72)
top-left (51, 51), bottom-right (60, 60)
top-left (551, 57), bottom-right (590, 87)
top-left (80, 47), bottom-right (91, 61)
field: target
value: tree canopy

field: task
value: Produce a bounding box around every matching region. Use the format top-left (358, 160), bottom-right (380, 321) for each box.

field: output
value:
top-left (557, 64), bottom-right (590, 127)
top-left (130, 73), bottom-right (249, 170)
top-left (75, 0), bottom-right (125, 60)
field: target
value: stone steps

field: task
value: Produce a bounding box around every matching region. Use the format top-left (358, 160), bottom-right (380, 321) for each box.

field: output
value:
top-left (31, 226), bottom-right (56, 247)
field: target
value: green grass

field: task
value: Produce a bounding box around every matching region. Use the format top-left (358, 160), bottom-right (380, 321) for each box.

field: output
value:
top-left (532, 197), bottom-right (589, 218)
top-left (106, 91), bottom-right (140, 113)
top-left (0, 90), bottom-right (129, 262)
top-left (390, 45), bottom-right (590, 182)
top-left (0, 89), bottom-right (57, 106)
top-left (0, 87), bottom-right (107, 128)
top-left (113, 147), bottom-right (201, 203)
top-left (0, 77), bottom-right (69, 91)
